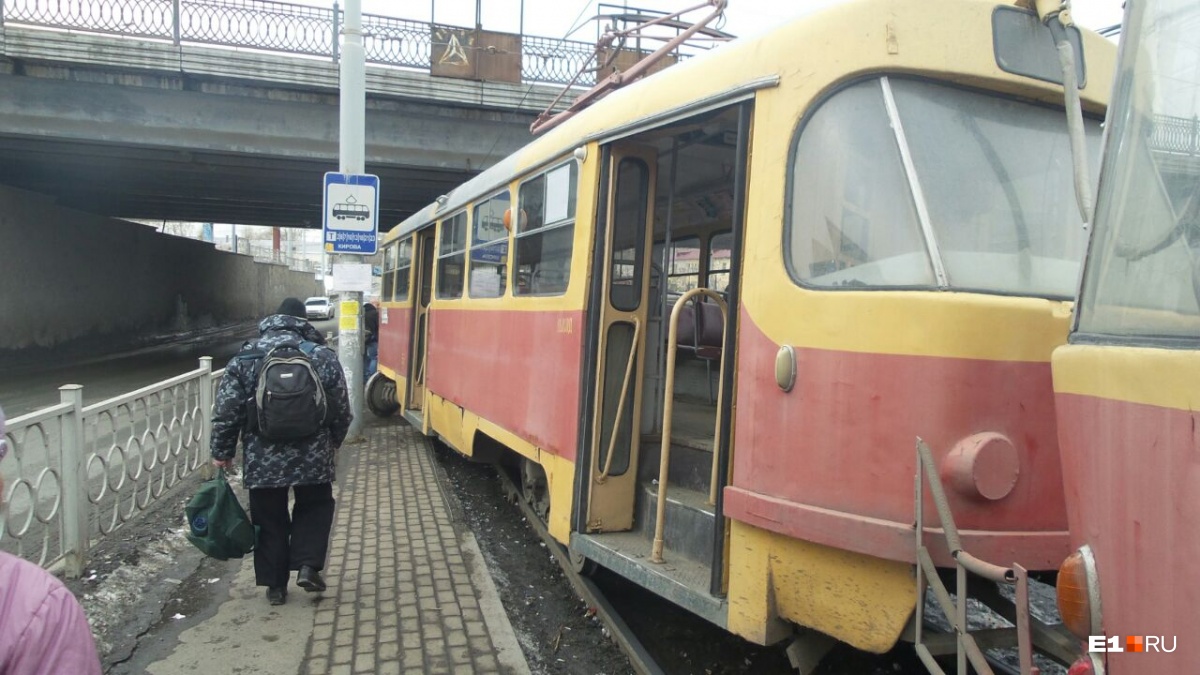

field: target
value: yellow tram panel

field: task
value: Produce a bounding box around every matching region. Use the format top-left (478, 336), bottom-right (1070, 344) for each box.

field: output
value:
top-left (728, 521), bottom-right (914, 653)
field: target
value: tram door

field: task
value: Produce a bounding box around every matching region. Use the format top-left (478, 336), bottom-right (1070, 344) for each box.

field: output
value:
top-left (586, 146), bottom-right (658, 532)
top-left (407, 229), bottom-right (435, 413)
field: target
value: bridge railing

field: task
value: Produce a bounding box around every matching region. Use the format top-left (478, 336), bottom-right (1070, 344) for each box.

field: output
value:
top-left (0, 0), bottom-right (605, 86)
top-left (1, 358), bottom-right (222, 576)
top-left (1150, 114), bottom-right (1200, 157)
top-left (3, 0), bottom-right (177, 40)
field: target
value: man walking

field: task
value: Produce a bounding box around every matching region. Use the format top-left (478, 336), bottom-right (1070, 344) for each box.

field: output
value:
top-left (210, 297), bottom-right (352, 605)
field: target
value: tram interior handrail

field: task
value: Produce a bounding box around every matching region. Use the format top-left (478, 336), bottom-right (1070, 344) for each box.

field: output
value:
top-left (651, 288), bottom-right (727, 564)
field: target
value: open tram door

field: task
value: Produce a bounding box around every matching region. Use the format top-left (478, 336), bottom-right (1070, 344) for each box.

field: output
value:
top-left (582, 144), bottom-right (659, 533)
top-left (404, 227), bottom-right (435, 429)
top-left (572, 101), bottom-right (751, 623)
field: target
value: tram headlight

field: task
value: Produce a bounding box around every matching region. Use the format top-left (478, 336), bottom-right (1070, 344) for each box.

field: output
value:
top-left (1056, 544), bottom-right (1102, 639)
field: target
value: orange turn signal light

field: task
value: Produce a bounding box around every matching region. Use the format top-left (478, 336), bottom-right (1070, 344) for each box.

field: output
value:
top-left (1057, 547), bottom-right (1099, 639)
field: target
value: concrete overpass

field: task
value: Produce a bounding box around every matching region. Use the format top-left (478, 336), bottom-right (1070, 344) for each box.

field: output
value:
top-left (0, 0), bottom-right (605, 357)
top-left (0, 3), bottom-right (595, 228)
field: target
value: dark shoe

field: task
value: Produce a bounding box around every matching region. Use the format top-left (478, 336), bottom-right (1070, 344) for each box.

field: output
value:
top-left (267, 587), bottom-right (287, 606)
top-left (297, 565), bottom-right (326, 593)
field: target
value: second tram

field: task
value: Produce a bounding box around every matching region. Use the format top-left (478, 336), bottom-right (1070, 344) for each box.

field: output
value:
top-left (1050, 0), bottom-right (1200, 672)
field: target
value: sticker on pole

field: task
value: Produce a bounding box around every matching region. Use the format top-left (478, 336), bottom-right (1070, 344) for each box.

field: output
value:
top-left (323, 172), bottom-right (379, 255)
top-left (338, 300), bottom-right (360, 333)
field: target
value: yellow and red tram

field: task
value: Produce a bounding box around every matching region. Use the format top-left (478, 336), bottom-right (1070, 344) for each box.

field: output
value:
top-left (370, 0), bottom-right (1116, 669)
top-left (1049, 0), bottom-right (1200, 672)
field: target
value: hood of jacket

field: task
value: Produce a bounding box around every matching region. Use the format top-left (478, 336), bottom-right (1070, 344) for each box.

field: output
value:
top-left (257, 314), bottom-right (326, 344)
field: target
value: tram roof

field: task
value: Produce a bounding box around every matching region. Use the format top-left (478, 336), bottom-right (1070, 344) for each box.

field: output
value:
top-left (385, 0), bottom-right (1112, 242)
top-left (384, 0), bottom-right (832, 242)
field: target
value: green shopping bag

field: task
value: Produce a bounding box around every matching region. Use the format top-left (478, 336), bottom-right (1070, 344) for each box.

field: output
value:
top-left (185, 469), bottom-right (258, 560)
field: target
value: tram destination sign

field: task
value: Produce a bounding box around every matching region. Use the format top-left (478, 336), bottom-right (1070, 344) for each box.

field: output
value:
top-left (323, 172), bottom-right (380, 255)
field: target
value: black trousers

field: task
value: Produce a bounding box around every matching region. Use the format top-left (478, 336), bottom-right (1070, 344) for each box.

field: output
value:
top-left (248, 483), bottom-right (335, 588)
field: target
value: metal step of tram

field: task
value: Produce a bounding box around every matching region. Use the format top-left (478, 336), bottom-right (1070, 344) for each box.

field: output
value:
top-left (634, 482), bottom-right (716, 567)
top-left (638, 440), bottom-right (714, 495)
top-left (571, 527), bottom-right (727, 630)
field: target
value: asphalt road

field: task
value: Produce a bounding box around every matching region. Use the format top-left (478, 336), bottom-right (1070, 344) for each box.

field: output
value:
top-left (0, 318), bottom-right (338, 419)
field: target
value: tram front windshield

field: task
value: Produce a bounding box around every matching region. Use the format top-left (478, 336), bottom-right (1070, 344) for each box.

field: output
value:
top-left (1075, 0), bottom-right (1200, 342)
top-left (788, 77), bottom-right (1102, 298)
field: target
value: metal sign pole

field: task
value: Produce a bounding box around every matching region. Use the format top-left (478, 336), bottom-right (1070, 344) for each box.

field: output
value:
top-left (338, 0), bottom-right (365, 439)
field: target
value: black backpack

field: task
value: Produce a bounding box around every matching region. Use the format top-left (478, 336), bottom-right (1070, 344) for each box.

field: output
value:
top-left (240, 340), bottom-right (328, 440)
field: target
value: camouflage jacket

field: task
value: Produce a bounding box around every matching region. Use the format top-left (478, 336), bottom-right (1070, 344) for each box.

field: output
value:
top-left (210, 314), bottom-right (352, 489)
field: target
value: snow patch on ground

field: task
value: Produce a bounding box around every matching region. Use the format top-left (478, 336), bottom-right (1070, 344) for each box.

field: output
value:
top-left (80, 526), bottom-right (193, 656)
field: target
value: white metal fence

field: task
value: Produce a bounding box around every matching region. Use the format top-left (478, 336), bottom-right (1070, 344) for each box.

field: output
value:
top-left (0, 358), bottom-right (222, 576)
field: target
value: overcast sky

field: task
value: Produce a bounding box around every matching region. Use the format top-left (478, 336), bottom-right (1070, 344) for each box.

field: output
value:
top-left (293, 0), bottom-right (1125, 41)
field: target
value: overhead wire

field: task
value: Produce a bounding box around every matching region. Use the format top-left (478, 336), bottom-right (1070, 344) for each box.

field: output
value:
top-left (478, 0), bottom-right (600, 169)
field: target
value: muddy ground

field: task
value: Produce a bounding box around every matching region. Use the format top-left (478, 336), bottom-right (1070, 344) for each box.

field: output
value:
top-left (430, 442), bottom-right (635, 675)
top-left (430, 442), bottom-right (935, 675)
top-left (61, 467), bottom-right (243, 673)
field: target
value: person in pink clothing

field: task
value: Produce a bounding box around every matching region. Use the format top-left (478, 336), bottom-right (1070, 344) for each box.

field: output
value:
top-left (0, 406), bottom-right (102, 675)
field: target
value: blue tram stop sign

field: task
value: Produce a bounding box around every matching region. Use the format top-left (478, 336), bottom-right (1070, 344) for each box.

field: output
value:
top-left (323, 172), bottom-right (380, 255)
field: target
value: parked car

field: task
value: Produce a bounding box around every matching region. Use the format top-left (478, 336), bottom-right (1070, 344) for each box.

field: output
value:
top-left (305, 296), bottom-right (334, 320)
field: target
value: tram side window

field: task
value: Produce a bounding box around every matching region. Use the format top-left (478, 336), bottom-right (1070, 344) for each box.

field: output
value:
top-left (707, 232), bottom-right (732, 293)
top-left (470, 191), bottom-right (510, 298)
top-left (437, 213), bottom-right (467, 299)
top-left (651, 236), bottom-right (701, 294)
top-left (611, 159), bottom-right (650, 311)
top-left (382, 242), bottom-right (399, 302)
top-left (516, 161), bottom-right (578, 296)
top-left (787, 79), bottom-right (934, 288)
top-left (394, 237), bottom-right (413, 301)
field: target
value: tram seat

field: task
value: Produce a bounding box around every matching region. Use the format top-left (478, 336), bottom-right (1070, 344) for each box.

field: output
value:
top-left (675, 298), bottom-right (723, 404)
top-left (676, 303), bottom-right (698, 345)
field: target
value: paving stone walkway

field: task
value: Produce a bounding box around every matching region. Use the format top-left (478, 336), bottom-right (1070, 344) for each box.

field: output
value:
top-left (143, 419), bottom-right (530, 675)
top-left (304, 420), bottom-right (529, 675)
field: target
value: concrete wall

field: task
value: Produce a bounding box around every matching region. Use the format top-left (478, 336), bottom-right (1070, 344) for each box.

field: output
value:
top-left (0, 185), bottom-right (322, 356)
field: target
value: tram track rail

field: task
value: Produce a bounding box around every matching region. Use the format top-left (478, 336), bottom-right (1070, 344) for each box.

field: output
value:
top-left (493, 463), bottom-right (665, 675)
